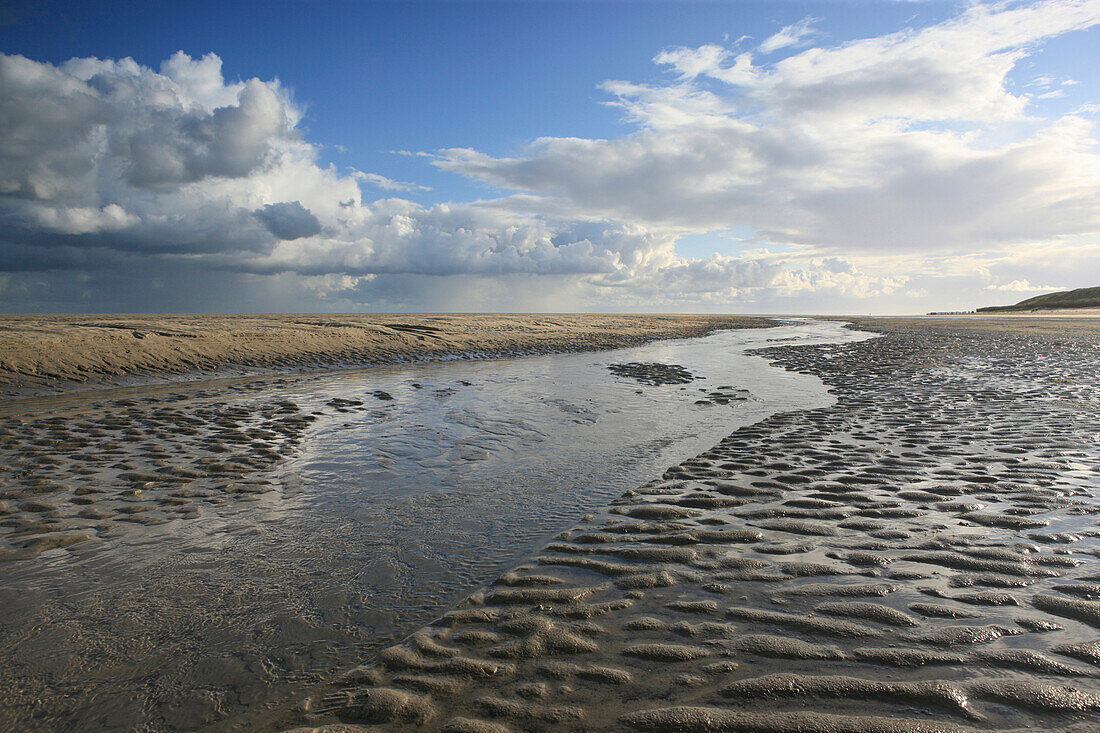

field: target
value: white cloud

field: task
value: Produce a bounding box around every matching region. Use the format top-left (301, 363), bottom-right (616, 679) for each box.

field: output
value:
top-left (0, 50), bottom-right (811, 309)
top-left (983, 279), bottom-right (1066, 291)
top-left (355, 171), bottom-right (432, 192)
top-left (437, 0), bottom-right (1100, 264)
top-left (30, 203), bottom-right (139, 234)
top-left (758, 17), bottom-right (819, 54)
top-left (0, 51), bottom-right (685, 286)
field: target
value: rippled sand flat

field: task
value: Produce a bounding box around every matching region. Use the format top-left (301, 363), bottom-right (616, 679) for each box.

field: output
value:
top-left (0, 314), bottom-right (770, 393)
top-left (286, 317), bottom-right (1100, 732)
top-left (0, 320), bottom-right (853, 731)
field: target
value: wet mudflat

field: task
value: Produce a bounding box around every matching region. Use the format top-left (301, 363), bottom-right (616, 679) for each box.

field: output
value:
top-left (0, 321), bottom-right (864, 731)
top-left (294, 319), bottom-right (1100, 732)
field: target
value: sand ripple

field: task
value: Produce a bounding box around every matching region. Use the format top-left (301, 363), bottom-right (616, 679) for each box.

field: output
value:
top-left (292, 319), bottom-right (1100, 731)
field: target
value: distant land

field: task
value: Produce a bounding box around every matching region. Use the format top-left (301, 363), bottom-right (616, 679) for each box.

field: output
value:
top-left (976, 286), bottom-right (1100, 313)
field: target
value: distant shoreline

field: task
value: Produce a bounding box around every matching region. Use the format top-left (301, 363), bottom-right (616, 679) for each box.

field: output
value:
top-left (0, 313), bottom-right (776, 397)
top-left (924, 307), bottom-right (1100, 318)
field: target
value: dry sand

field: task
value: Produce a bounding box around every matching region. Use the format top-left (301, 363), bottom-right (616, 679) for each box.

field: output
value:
top-left (280, 316), bottom-right (1100, 732)
top-left (0, 314), bottom-right (772, 394)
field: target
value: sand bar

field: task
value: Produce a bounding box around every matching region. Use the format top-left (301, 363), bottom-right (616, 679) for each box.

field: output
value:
top-left (0, 313), bottom-right (773, 394)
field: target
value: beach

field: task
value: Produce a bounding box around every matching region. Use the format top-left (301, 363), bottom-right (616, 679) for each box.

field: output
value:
top-left (0, 315), bottom-right (809, 730)
top-left (280, 315), bottom-right (1100, 732)
top-left (8, 1), bottom-right (1099, 730)
top-left (1, 315), bottom-right (1098, 731)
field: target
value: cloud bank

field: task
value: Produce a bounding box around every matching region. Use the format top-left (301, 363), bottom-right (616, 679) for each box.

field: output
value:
top-left (440, 1), bottom-right (1100, 253)
top-left (1, 0), bottom-right (1099, 312)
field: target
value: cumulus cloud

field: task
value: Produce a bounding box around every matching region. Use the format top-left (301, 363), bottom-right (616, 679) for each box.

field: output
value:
top-left (0, 51), bottom-right (684, 287)
top-left (439, 0), bottom-right (1100, 255)
top-left (0, 52), bottom-right (291, 199)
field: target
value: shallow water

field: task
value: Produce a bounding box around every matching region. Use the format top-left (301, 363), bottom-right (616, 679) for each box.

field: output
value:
top-left (308, 319), bottom-right (1100, 733)
top-left (0, 320), bottom-right (873, 731)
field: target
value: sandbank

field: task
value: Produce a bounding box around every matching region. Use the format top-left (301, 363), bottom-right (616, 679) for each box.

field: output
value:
top-left (0, 313), bottom-right (773, 395)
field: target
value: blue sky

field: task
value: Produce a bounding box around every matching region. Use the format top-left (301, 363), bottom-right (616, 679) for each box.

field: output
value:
top-left (1, 0), bottom-right (1098, 312)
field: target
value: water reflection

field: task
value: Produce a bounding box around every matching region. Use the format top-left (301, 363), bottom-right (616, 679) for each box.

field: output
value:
top-left (0, 320), bottom-right (873, 731)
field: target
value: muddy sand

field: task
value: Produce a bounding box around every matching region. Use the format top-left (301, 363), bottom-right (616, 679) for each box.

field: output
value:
top-left (276, 316), bottom-right (1100, 732)
top-left (1, 314), bottom-right (1098, 731)
top-left (0, 313), bottom-right (770, 395)
top-left (0, 317), bottom-right (813, 731)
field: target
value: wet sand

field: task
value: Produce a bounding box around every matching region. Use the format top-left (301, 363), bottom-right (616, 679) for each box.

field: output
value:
top-left (282, 316), bottom-right (1100, 732)
top-left (0, 320), bottom-right (848, 731)
top-left (0, 314), bottom-right (771, 395)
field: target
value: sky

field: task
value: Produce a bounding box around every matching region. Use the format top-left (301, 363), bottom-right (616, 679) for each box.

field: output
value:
top-left (1, 0), bottom-right (1098, 314)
